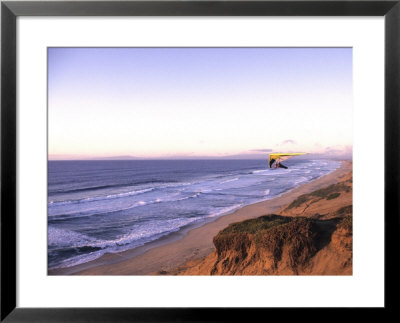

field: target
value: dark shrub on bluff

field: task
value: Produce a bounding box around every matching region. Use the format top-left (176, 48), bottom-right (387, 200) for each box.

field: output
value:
top-left (326, 192), bottom-right (340, 200)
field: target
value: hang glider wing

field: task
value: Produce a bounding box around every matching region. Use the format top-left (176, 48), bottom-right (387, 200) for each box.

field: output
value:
top-left (268, 153), bottom-right (306, 169)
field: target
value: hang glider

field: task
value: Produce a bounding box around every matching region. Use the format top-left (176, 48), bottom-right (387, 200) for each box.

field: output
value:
top-left (269, 153), bottom-right (306, 169)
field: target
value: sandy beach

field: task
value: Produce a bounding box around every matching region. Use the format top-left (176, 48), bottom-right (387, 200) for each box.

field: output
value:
top-left (50, 160), bottom-right (352, 275)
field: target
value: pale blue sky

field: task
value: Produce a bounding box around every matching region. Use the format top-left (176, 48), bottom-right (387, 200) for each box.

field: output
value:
top-left (48, 48), bottom-right (352, 159)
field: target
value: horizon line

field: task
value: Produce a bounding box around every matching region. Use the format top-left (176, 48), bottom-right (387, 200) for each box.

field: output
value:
top-left (48, 154), bottom-right (352, 161)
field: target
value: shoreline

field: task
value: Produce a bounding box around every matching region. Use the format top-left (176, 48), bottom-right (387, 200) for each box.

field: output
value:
top-left (49, 160), bottom-right (352, 275)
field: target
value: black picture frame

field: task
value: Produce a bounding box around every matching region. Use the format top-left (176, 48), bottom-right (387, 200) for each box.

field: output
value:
top-left (1, 0), bottom-right (399, 321)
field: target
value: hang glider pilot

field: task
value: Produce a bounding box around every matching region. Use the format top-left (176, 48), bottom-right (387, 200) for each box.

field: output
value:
top-left (268, 153), bottom-right (307, 170)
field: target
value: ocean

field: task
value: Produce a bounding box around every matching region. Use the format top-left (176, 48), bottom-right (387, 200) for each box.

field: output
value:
top-left (48, 159), bottom-right (340, 269)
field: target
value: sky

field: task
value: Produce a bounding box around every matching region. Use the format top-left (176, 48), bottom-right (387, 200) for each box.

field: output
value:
top-left (48, 47), bottom-right (352, 160)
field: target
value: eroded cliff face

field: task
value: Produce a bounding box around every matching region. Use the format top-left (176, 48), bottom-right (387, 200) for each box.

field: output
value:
top-left (173, 173), bottom-right (353, 276)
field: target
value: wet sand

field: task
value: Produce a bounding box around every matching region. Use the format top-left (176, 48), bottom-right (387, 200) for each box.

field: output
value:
top-left (50, 161), bottom-right (351, 275)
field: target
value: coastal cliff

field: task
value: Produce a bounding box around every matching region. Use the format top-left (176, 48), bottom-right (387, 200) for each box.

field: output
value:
top-left (172, 170), bottom-right (352, 275)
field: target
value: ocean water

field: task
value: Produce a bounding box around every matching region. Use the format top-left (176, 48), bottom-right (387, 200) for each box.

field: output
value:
top-left (48, 159), bottom-right (340, 269)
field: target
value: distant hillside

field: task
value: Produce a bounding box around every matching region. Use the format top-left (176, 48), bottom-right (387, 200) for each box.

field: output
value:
top-left (91, 155), bottom-right (140, 160)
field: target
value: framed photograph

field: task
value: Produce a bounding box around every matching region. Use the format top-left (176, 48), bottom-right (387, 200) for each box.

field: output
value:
top-left (1, 0), bottom-right (398, 321)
